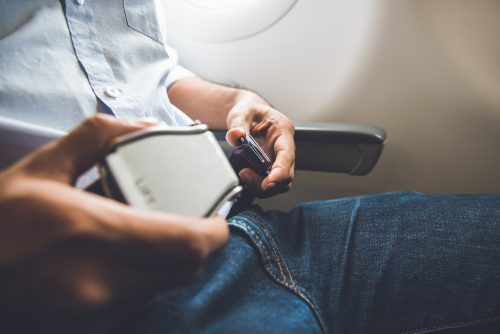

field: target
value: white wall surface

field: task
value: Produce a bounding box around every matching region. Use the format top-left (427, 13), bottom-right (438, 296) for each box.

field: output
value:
top-left (161, 0), bottom-right (500, 209)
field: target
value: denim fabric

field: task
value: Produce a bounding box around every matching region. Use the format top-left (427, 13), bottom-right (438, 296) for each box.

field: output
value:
top-left (124, 192), bottom-right (500, 334)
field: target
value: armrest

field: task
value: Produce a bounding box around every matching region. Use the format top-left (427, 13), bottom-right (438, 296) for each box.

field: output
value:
top-left (294, 122), bottom-right (386, 175)
top-left (0, 117), bottom-right (65, 171)
top-left (212, 122), bottom-right (387, 176)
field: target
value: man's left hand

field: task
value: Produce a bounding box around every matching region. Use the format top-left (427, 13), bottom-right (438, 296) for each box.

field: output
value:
top-left (226, 92), bottom-right (295, 198)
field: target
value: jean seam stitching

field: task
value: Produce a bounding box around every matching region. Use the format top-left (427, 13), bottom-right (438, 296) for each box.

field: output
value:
top-left (400, 314), bottom-right (500, 334)
top-left (230, 215), bottom-right (329, 334)
top-left (233, 223), bottom-right (273, 269)
top-left (247, 212), bottom-right (294, 283)
top-left (332, 197), bottom-right (361, 320)
top-left (232, 217), bottom-right (288, 284)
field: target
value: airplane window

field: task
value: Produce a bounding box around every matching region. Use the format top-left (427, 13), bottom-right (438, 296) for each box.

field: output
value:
top-left (186, 0), bottom-right (250, 9)
top-left (161, 0), bottom-right (298, 42)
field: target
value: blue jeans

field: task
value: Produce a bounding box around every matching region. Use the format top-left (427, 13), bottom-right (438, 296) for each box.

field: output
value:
top-left (124, 192), bottom-right (500, 333)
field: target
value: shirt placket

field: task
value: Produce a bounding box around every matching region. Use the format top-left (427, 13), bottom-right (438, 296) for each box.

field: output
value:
top-left (64, 0), bottom-right (142, 119)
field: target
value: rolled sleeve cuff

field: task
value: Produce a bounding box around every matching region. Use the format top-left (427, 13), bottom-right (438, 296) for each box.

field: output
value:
top-left (165, 64), bottom-right (195, 89)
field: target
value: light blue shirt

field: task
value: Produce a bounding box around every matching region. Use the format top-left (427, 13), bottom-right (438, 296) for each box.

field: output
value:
top-left (0, 0), bottom-right (194, 170)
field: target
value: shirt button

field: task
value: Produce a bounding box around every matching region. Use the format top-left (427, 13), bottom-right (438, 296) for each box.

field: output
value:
top-left (104, 86), bottom-right (120, 98)
top-left (76, 0), bottom-right (85, 5)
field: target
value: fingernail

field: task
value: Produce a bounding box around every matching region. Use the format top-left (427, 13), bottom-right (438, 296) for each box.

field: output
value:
top-left (265, 182), bottom-right (276, 191)
top-left (239, 172), bottom-right (249, 184)
top-left (136, 117), bottom-right (159, 125)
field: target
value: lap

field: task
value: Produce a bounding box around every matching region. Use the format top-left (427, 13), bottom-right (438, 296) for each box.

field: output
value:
top-left (126, 192), bottom-right (500, 334)
top-left (245, 192), bottom-right (500, 333)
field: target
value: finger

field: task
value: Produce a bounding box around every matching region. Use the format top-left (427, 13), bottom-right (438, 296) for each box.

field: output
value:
top-left (27, 181), bottom-right (229, 276)
top-left (85, 192), bottom-right (230, 268)
top-left (239, 168), bottom-right (290, 198)
top-left (261, 134), bottom-right (295, 189)
top-left (1, 176), bottom-right (228, 265)
top-left (225, 128), bottom-right (246, 147)
top-left (92, 204), bottom-right (229, 308)
top-left (134, 117), bottom-right (160, 126)
top-left (21, 114), bottom-right (153, 184)
top-left (239, 168), bottom-right (263, 192)
top-left (225, 106), bottom-right (256, 146)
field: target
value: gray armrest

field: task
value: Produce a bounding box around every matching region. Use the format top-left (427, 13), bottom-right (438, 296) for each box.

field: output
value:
top-left (213, 122), bottom-right (387, 176)
top-left (0, 117), bottom-right (65, 171)
top-left (294, 122), bottom-right (386, 175)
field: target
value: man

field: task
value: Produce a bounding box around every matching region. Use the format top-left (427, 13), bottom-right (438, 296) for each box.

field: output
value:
top-left (0, 1), bottom-right (499, 333)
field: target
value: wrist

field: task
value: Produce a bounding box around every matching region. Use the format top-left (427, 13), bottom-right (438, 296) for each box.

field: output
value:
top-left (232, 89), bottom-right (269, 108)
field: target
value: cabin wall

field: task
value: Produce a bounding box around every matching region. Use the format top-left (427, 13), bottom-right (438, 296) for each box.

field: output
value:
top-left (162, 0), bottom-right (500, 209)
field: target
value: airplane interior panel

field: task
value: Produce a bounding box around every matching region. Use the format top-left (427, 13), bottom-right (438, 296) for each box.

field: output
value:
top-left (162, 0), bottom-right (500, 209)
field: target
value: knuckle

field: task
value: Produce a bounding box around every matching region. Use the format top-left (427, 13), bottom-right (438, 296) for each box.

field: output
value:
top-left (67, 267), bottom-right (119, 312)
top-left (283, 175), bottom-right (294, 185)
top-left (181, 232), bottom-right (211, 267)
top-left (275, 114), bottom-right (293, 130)
top-left (284, 120), bottom-right (295, 133)
top-left (73, 281), bottom-right (112, 311)
top-left (81, 114), bottom-right (113, 136)
top-left (180, 218), bottom-right (229, 268)
top-left (79, 114), bottom-right (117, 150)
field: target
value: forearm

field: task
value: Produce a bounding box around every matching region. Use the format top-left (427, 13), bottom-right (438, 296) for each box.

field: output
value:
top-left (167, 76), bottom-right (266, 130)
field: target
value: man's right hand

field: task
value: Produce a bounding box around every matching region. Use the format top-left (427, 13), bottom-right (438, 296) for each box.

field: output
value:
top-left (0, 115), bottom-right (229, 333)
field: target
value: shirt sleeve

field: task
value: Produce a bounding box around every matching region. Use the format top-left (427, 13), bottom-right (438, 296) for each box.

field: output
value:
top-left (165, 62), bottom-right (195, 89)
top-left (163, 41), bottom-right (194, 89)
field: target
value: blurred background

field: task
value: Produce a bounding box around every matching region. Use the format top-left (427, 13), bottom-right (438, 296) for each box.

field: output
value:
top-left (160, 0), bottom-right (500, 209)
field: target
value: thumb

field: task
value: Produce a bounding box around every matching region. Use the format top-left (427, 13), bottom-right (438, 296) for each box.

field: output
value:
top-left (21, 114), bottom-right (153, 184)
top-left (226, 127), bottom-right (246, 147)
top-left (225, 106), bottom-right (255, 147)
